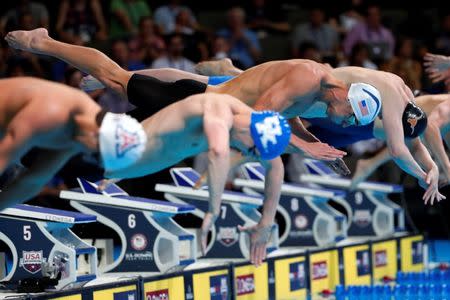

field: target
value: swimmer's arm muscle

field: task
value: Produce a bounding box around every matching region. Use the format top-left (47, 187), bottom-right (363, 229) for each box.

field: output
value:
top-left (203, 103), bottom-right (233, 216)
top-left (424, 109), bottom-right (450, 181)
top-left (383, 113), bottom-right (427, 182)
top-left (259, 158), bottom-right (284, 226)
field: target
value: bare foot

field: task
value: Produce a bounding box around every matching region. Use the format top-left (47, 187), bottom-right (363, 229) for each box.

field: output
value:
top-left (80, 75), bottom-right (105, 92)
top-left (350, 158), bottom-right (372, 189)
top-left (195, 58), bottom-right (242, 76)
top-left (4, 28), bottom-right (50, 55)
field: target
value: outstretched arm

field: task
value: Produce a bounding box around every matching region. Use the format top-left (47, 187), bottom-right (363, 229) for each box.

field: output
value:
top-left (0, 149), bottom-right (76, 210)
top-left (423, 116), bottom-right (450, 184)
top-left (238, 157), bottom-right (284, 266)
top-left (408, 138), bottom-right (445, 205)
top-left (200, 100), bottom-right (233, 256)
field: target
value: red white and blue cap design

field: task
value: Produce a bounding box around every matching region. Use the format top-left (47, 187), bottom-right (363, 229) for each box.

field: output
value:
top-left (348, 83), bottom-right (382, 125)
top-left (249, 111), bottom-right (291, 160)
top-left (99, 113), bottom-right (147, 173)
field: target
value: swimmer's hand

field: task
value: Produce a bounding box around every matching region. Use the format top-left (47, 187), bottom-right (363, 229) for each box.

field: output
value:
top-left (97, 178), bottom-right (120, 192)
top-left (325, 158), bottom-right (351, 177)
top-left (295, 140), bottom-right (347, 161)
top-left (200, 212), bottom-right (218, 256)
top-left (238, 223), bottom-right (273, 267)
top-left (422, 167), bottom-right (446, 205)
top-left (423, 53), bottom-right (450, 77)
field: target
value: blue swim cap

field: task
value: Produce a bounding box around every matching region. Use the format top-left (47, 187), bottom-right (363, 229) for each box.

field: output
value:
top-left (249, 111), bottom-right (291, 160)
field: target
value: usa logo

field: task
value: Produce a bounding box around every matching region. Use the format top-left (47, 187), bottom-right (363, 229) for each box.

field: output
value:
top-left (255, 116), bottom-right (283, 149)
top-left (19, 250), bottom-right (45, 274)
top-left (115, 124), bottom-right (141, 158)
top-left (217, 226), bottom-right (238, 247)
top-left (359, 100), bottom-right (369, 116)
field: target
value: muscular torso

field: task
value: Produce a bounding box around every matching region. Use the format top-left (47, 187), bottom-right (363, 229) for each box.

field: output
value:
top-left (111, 93), bottom-right (252, 178)
top-left (207, 59), bottom-right (329, 116)
top-left (0, 77), bottom-right (100, 151)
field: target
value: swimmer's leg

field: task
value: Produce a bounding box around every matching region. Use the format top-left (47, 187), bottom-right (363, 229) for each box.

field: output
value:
top-left (195, 58), bottom-right (244, 76)
top-left (5, 28), bottom-right (131, 96)
top-left (351, 147), bottom-right (391, 188)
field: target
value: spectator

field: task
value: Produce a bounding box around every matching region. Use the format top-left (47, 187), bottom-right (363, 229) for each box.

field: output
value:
top-left (110, 39), bottom-right (146, 71)
top-left (0, 0), bottom-right (49, 34)
top-left (209, 35), bottom-right (232, 60)
top-left (381, 37), bottom-right (422, 91)
top-left (244, 0), bottom-right (291, 36)
top-left (173, 8), bottom-right (199, 36)
top-left (109, 0), bottom-right (151, 39)
top-left (291, 7), bottom-right (340, 61)
top-left (338, 42), bottom-right (378, 69)
top-left (132, 16), bottom-right (166, 65)
top-left (153, 0), bottom-right (198, 35)
top-left (342, 4), bottom-right (395, 65)
top-left (151, 33), bottom-right (196, 73)
top-left (216, 6), bottom-right (261, 69)
top-left (295, 41), bottom-right (323, 63)
top-left (432, 13), bottom-right (450, 56)
top-left (329, 0), bottom-right (365, 37)
top-left (55, 0), bottom-right (108, 45)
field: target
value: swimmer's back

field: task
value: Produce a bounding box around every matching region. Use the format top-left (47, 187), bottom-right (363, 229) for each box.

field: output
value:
top-left (0, 77), bottom-right (98, 127)
top-left (213, 59), bottom-right (328, 104)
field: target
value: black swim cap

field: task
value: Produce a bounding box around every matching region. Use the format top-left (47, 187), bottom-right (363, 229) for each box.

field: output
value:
top-left (402, 102), bottom-right (427, 138)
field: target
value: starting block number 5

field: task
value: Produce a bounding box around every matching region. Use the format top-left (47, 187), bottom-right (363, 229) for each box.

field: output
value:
top-left (128, 214), bottom-right (136, 228)
top-left (23, 225), bottom-right (31, 241)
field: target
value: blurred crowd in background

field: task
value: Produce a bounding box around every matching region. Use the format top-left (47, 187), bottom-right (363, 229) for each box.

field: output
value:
top-left (1, 0), bottom-right (450, 238)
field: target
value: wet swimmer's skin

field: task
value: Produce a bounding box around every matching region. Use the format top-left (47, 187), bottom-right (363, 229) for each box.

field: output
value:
top-left (5, 29), bottom-right (359, 165)
top-left (11, 28), bottom-right (442, 200)
top-left (194, 58), bottom-right (446, 205)
top-left (0, 77), bottom-right (146, 210)
top-left (96, 93), bottom-right (291, 267)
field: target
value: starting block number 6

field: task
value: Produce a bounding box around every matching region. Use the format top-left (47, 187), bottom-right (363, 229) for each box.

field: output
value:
top-left (23, 225), bottom-right (31, 241)
top-left (128, 214), bottom-right (136, 228)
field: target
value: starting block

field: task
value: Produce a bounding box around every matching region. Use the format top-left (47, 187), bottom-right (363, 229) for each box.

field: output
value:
top-left (300, 159), bottom-right (405, 237)
top-left (0, 204), bottom-right (97, 291)
top-left (233, 163), bottom-right (347, 247)
top-left (154, 168), bottom-right (279, 260)
top-left (59, 178), bottom-right (196, 274)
